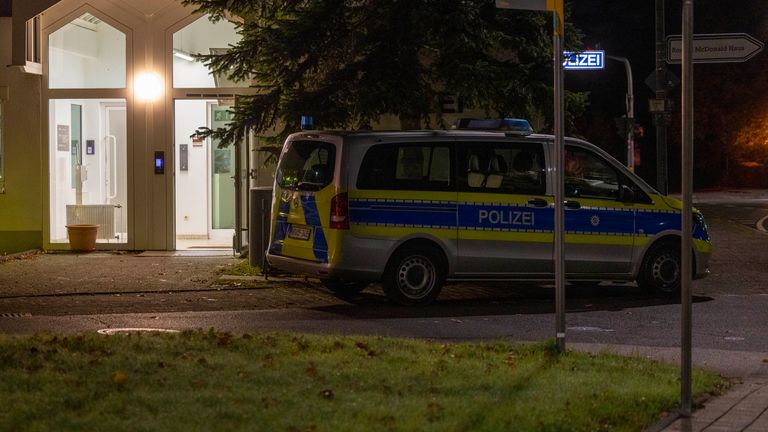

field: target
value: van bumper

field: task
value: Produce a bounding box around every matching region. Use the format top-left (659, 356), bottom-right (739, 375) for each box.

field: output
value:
top-left (694, 249), bottom-right (711, 280)
top-left (266, 253), bottom-right (378, 282)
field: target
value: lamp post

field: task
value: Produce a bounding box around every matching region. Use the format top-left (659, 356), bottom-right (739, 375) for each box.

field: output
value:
top-left (607, 56), bottom-right (635, 171)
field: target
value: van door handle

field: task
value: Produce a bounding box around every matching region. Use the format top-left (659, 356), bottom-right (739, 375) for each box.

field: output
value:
top-left (527, 198), bottom-right (548, 208)
top-left (564, 200), bottom-right (581, 210)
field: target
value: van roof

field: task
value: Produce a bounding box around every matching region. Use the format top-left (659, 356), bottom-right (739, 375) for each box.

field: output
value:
top-left (288, 130), bottom-right (590, 145)
top-left (291, 129), bottom-right (545, 139)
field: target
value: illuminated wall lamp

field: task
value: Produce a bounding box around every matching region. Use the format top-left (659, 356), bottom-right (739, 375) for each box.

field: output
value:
top-left (134, 72), bottom-right (163, 101)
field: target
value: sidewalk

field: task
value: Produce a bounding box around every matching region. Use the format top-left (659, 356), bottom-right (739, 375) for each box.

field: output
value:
top-left (0, 250), bottom-right (238, 297)
top-left (571, 344), bottom-right (768, 431)
top-left (661, 373), bottom-right (768, 431)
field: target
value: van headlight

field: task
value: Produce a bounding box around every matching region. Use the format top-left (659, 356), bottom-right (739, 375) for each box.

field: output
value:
top-left (693, 212), bottom-right (709, 241)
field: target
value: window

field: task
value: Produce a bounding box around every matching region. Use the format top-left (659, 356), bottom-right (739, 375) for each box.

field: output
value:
top-left (48, 99), bottom-right (128, 243)
top-left (48, 13), bottom-right (126, 89)
top-left (357, 143), bottom-right (453, 191)
top-left (564, 146), bottom-right (620, 199)
top-left (172, 16), bottom-right (244, 88)
top-left (276, 141), bottom-right (336, 191)
top-left (458, 142), bottom-right (545, 195)
top-left (26, 16), bottom-right (42, 65)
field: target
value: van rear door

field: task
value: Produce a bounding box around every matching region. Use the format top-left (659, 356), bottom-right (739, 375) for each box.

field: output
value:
top-left (269, 139), bottom-right (339, 263)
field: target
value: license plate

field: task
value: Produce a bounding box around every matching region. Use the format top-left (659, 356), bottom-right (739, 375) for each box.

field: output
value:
top-left (288, 224), bottom-right (312, 241)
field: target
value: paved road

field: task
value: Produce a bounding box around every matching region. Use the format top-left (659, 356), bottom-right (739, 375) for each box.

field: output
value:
top-left (1, 190), bottom-right (767, 377)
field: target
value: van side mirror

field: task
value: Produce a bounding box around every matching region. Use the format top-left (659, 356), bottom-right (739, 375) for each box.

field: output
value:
top-left (619, 185), bottom-right (635, 202)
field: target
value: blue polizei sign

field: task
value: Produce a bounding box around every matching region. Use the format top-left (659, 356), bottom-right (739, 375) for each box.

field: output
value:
top-left (563, 50), bottom-right (605, 70)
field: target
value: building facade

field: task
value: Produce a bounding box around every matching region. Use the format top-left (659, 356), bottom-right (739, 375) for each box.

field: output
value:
top-left (1, 0), bottom-right (263, 254)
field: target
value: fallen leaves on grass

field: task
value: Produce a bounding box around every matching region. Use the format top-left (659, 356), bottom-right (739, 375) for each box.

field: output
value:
top-left (355, 341), bottom-right (377, 357)
top-left (113, 371), bottom-right (127, 384)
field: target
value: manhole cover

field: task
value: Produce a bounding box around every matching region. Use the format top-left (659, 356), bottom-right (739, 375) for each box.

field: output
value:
top-left (97, 328), bottom-right (180, 335)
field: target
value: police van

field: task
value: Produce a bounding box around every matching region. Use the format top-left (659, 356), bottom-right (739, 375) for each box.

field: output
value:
top-left (266, 122), bottom-right (711, 305)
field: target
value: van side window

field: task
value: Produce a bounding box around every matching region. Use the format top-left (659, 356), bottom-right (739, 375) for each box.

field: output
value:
top-left (564, 146), bottom-right (620, 199)
top-left (357, 143), bottom-right (453, 190)
top-left (458, 142), bottom-right (545, 195)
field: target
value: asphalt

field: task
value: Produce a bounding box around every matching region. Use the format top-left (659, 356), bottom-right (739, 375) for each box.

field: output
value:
top-left (2, 190), bottom-right (768, 431)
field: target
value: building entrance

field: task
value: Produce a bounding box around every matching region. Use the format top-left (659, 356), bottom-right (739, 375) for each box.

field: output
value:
top-left (173, 99), bottom-right (238, 252)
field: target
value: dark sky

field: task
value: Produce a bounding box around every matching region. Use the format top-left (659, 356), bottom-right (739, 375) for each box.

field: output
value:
top-left (570, 0), bottom-right (768, 113)
top-left (565, 0), bottom-right (768, 183)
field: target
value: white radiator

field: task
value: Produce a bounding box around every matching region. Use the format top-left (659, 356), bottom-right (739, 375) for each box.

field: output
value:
top-left (66, 205), bottom-right (116, 240)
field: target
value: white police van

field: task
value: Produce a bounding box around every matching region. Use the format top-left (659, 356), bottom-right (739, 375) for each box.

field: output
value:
top-left (266, 120), bottom-right (711, 305)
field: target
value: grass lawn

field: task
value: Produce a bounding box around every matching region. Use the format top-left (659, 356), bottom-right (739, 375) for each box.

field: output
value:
top-left (220, 259), bottom-right (263, 277)
top-left (0, 331), bottom-right (726, 431)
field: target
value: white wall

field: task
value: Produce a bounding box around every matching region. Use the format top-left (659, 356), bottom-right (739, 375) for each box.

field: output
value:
top-left (172, 16), bottom-right (238, 88)
top-left (174, 100), bottom-right (210, 237)
top-left (48, 99), bottom-right (74, 240)
top-left (172, 56), bottom-right (214, 88)
top-left (48, 19), bottom-right (126, 89)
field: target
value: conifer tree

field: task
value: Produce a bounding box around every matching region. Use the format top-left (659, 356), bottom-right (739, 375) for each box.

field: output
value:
top-left (182, 0), bottom-right (586, 147)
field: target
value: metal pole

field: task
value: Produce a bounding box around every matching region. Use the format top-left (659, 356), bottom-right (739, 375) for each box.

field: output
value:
top-left (655, 0), bottom-right (669, 194)
top-left (680, 0), bottom-right (694, 417)
top-left (553, 11), bottom-right (566, 353)
top-left (607, 56), bottom-right (635, 171)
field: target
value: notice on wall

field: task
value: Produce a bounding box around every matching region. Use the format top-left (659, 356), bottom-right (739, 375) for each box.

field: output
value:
top-left (57, 125), bottom-right (70, 152)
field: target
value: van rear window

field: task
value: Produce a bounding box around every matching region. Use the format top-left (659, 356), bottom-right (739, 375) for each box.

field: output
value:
top-left (276, 140), bottom-right (336, 191)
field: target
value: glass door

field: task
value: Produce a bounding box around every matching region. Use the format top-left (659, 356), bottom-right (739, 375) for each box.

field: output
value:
top-left (49, 99), bottom-right (128, 245)
top-left (210, 104), bottom-right (236, 233)
top-left (174, 100), bottom-right (238, 252)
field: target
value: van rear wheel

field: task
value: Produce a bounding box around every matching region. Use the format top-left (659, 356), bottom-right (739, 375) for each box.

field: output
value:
top-left (382, 246), bottom-right (445, 306)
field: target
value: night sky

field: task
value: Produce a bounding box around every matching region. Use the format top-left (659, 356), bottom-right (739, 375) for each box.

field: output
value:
top-left (568, 1), bottom-right (768, 188)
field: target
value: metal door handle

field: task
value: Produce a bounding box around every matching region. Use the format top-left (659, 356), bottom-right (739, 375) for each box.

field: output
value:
top-left (564, 200), bottom-right (581, 210)
top-left (528, 198), bottom-right (548, 207)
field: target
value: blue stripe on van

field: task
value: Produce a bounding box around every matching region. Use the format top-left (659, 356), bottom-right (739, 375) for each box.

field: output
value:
top-left (269, 198), bottom-right (291, 255)
top-left (350, 200), bottom-right (457, 228)
top-left (301, 195), bottom-right (329, 263)
top-left (349, 199), bottom-right (709, 241)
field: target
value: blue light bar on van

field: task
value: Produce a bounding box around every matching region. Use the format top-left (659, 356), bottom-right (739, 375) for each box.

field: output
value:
top-left (456, 118), bottom-right (533, 132)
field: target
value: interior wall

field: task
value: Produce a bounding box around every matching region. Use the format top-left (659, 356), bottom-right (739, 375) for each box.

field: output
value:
top-left (48, 19), bottom-right (126, 89)
top-left (0, 17), bottom-right (44, 254)
top-left (174, 99), bottom-right (209, 237)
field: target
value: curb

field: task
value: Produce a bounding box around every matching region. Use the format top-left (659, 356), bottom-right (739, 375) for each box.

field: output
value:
top-left (0, 249), bottom-right (42, 264)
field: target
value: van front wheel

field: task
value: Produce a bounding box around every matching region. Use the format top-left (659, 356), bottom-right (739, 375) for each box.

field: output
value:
top-left (382, 247), bottom-right (445, 306)
top-left (637, 241), bottom-right (681, 296)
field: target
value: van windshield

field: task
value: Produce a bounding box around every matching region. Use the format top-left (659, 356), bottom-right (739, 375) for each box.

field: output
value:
top-left (276, 140), bottom-right (336, 191)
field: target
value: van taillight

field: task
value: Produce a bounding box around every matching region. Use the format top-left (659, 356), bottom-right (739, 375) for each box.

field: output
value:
top-left (330, 193), bottom-right (349, 229)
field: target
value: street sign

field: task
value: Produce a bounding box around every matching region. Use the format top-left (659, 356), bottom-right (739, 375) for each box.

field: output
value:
top-left (563, 51), bottom-right (604, 70)
top-left (648, 98), bottom-right (666, 113)
top-left (644, 68), bottom-right (680, 92)
top-left (495, 0), bottom-right (563, 35)
top-left (667, 33), bottom-right (764, 64)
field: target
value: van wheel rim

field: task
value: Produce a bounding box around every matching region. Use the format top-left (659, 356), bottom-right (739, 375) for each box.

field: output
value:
top-left (651, 252), bottom-right (679, 288)
top-left (397, 256), bottom-right (435, 300)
